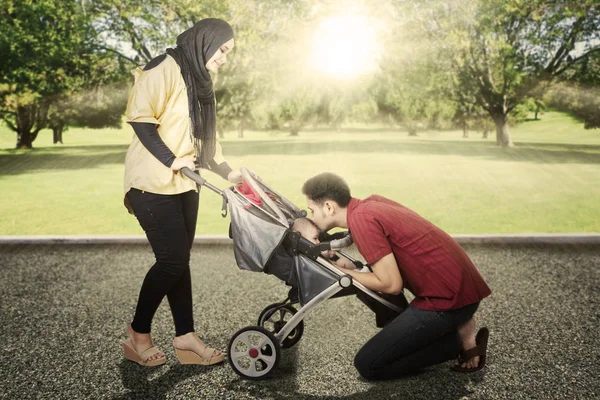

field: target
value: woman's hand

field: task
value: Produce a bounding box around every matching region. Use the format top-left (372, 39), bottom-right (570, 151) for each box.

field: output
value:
top-left (228, 168), bottom-right (263, 184)
top-left (227, 169), bottom-right (243, 184)
top-left (171, 155), bottom-right (196, 172)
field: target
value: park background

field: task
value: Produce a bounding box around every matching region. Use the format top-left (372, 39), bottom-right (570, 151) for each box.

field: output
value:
top-left (1, 2), bottom-right (600, 399)
top-left (1, 0), bottom-right (599, 236)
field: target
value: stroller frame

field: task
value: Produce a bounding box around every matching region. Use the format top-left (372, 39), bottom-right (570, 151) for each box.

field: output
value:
top-left (181, 167), bottom-right (406, 379)
top-left (272, 253), bottom-right (403, 344)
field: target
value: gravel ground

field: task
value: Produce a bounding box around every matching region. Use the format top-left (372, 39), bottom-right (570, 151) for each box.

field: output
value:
top-left (0, 243), bottom-right (598, 400)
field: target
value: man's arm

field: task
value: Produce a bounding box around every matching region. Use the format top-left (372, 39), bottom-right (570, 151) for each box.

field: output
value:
top-left (322, 251), bottom-right (357, 270)
top-left (333, 253), bottom-right (403, 295)
top-left (333, 257), bottom-right (356, 270)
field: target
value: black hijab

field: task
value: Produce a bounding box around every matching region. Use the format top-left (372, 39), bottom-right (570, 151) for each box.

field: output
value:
top-left (165, 19), bottom-right (234, 168)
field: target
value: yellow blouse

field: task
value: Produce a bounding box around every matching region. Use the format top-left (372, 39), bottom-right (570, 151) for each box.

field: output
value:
top-left (124, 55), bottom-right (227, 195)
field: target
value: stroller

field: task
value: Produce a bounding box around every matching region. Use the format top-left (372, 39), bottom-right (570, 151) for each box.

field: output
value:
top-left (182, 167), bottom-right (407, 380)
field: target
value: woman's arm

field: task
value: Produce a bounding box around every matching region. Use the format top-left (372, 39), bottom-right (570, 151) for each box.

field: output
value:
top-left (129, 122), bottom-right (195, 171)
top-left (205, 140), bottom-right (239, 182)
top-left (206, 159), bottom-right (233, 181)
top-left (129, 122), bottom-right (176, 167)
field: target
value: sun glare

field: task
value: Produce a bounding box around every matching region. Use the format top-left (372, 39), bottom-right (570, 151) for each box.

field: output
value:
top-left (310, 16), bottom-right (381, 78)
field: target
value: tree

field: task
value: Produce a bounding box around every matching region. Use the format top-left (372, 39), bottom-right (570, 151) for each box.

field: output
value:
top-left (91, 0), bottom-right (311, 138)
top-left (544, 83), bottom-right (600, 129)
top-left (0, 0), bottom-right (127, 148)
top-left (47, 84), bottom-right (129, 143)
top-left (89, 0), bottom-right (230, 64)
top-left (544, 50), bottom-right (600, 129)
top-left (214, 0), bottom-right (311, 137)
top-left (453, 103), bottom-right (476, 139)
top-left (415, 0), bottom-right (600, 146)
top-left (474, 114), bottom-right (495, 139)
top-left (533, 99), bottom-right (546, 121)
top-left (314, 79), bottom-right (378, 131)
top-left (372, 61), bottom-right (455, 136)
top-left (277, 89), bottom-right (320, 136)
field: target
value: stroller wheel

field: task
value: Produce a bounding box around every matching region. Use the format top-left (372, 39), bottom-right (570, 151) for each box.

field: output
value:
top-left (228, 326), bottom-right (281, 380)
top-left (257, 303), bottom-right (304, 348)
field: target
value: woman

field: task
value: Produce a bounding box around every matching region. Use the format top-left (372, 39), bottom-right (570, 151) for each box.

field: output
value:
top-left (122, 18), bottom-right (243, 367)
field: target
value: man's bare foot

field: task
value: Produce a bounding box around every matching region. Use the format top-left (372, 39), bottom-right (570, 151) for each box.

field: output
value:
top-left (127, 325), bottom-right (166, 362)
top-left (173, 332), bottom-right (223, 358)
top-left (456, 318), bottom-right (480, 369)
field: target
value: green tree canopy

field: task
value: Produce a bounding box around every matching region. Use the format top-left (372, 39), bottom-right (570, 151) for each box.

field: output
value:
top-left (412, 0), bottom-right (600, 146)
top-left (0, 0), bottom-right (128, 148)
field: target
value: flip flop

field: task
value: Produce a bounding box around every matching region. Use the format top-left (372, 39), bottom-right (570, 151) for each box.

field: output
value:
top-left (451, 327), bottom-right (489, 372)
top-left (122, 339), bottom-right (166, 367)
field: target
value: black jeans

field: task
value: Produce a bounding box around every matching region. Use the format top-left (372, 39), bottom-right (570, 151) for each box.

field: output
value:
top-left (126, 188), bottom-right (199, 337)
top-left (354, 301), bottom-right (480, 380)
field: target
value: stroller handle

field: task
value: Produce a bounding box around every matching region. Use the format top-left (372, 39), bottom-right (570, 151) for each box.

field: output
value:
top-left (180, 167), bottom-right (224, 196)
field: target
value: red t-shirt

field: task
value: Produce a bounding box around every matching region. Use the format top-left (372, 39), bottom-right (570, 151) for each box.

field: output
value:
top-left (347, 196), bottom-right (491, 311)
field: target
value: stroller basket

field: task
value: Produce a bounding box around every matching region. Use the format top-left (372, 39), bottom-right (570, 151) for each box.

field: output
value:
top-left (225, 174), bottom-right (354, 305)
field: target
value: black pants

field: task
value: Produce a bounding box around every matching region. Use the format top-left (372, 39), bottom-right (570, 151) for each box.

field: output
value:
top-left (354, 301), bottom-right (480, 380)
top-left (126, 188), bottom-right (199, 337)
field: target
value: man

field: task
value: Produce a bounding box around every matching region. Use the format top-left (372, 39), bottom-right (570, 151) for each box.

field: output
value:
top-left (302, 172), bottom-right (491, 380)
top-left (291, 217), bottom-right (357, 270)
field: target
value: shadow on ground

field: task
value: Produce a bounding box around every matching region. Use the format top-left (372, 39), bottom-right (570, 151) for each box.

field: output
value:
top-left (0, 243), bottom-right (598, 399)
top-left (1, 136), bottom-right (599, 176)
top-left (114, 361), bottom-right (207, 400)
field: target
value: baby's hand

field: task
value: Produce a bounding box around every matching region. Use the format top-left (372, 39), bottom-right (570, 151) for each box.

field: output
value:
top-left (320, 250), bottom-right (335, 259)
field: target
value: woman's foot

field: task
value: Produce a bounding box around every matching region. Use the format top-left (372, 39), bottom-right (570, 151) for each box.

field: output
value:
top-left (173, 332), bottom-right (224, 365)
top-left (125, 325), bottom-right (166, 364)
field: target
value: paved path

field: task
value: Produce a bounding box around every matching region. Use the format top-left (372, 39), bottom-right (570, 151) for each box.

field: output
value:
top-left (0, 244), bottom-right (598, 399)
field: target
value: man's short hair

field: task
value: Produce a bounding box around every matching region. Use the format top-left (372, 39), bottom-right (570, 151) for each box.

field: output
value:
top-left (302, 172), bottom-right (351, 207)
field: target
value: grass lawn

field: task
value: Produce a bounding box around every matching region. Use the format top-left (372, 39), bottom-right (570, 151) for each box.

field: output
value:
top-left (1, 111), bottom-right (599, 235)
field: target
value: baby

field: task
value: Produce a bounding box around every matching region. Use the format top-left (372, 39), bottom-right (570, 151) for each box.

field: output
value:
top-left (291, 217), bottom-right (357, 270)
